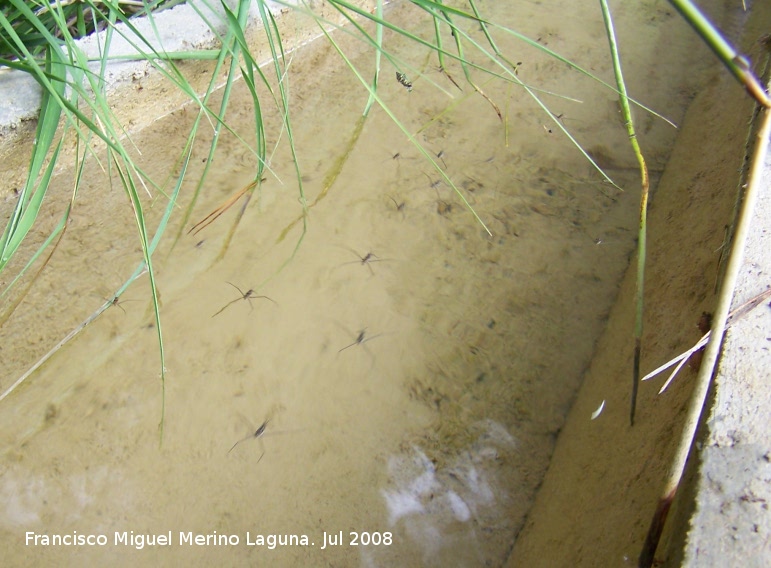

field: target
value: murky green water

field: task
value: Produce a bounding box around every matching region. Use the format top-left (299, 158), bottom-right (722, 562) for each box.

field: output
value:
top-left (0, 1), bottom-right (717, 565)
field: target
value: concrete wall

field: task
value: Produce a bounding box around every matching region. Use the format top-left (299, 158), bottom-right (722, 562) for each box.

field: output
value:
top-left (508, 2), bottom-right (771, 566)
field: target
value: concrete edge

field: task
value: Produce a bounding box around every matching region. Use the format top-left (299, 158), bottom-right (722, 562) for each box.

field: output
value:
top-left (0, 0), bottom-right (378, 136)
top-left (0, 0), bottom-right (378, 201)
top-left (1, 0), bottom-right (264, 128)
top-left (654, 4), bottom-right (771, 566)
top-left (662, 92), bottom-right (771, 567)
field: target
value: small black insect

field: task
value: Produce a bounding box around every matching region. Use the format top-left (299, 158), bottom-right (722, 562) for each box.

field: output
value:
top-left (396, 71), bottom-right (413, 91)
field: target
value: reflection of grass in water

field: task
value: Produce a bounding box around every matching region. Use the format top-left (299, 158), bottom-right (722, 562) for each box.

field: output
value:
top-left (7, 0), bottom-right (752, 441)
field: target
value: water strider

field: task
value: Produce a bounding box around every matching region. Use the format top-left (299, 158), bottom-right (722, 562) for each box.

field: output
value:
top-left (337, 328), bottom-right (384, 373)
top-left (211, 282), bottom-right (276, 318)
top-left (338, 328), bottom-right (381, 353)
top-left (227, 418), bottom-right (300, 460)
top-left (383, 151), bottom-right (408, 176)
top-left (104, 295), bottom-right (140, 315)
top-left (227, 419), bottom-right (270, 458)
top-left (110, 296), bottom-right (127, 314)
top-left (341, 249), bottom-right (389, 276)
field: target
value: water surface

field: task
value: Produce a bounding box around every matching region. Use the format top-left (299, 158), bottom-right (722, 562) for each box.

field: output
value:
top-left (0, 1), bottom-right (717, 565)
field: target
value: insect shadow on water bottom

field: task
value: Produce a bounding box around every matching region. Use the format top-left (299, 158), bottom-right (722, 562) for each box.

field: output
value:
top-left (420, 173), bottom-right (453, 217)
top-left (388, 195), bottom-right (406, 215)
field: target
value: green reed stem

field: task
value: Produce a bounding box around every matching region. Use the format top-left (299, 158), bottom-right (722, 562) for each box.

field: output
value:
top-left (669, 0), bottom-right (769, 107)
top-left (599, 0), bottom-right (650, 426)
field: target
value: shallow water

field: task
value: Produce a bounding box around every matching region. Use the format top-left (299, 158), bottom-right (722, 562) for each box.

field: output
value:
top-left (0, 1), bottom-right (717, 565)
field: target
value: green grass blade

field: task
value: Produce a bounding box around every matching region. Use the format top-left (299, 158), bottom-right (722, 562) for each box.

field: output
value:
top-left (0, 45), bottom-right (65, 269)
top-left (1, 139), bottom-right (63, 269)
top-left (362, 0), bottom-right (383, 117)
top-left (111, 158), bottom-right (167, 441)
top-left (170, 0), bottom-right (262, 250)
top-left (256, 0), bottom-right (307, 225)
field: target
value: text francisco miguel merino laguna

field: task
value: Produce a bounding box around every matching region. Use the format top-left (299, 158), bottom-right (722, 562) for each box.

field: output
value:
top-left (26, 530), bottom-right (391, 549)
